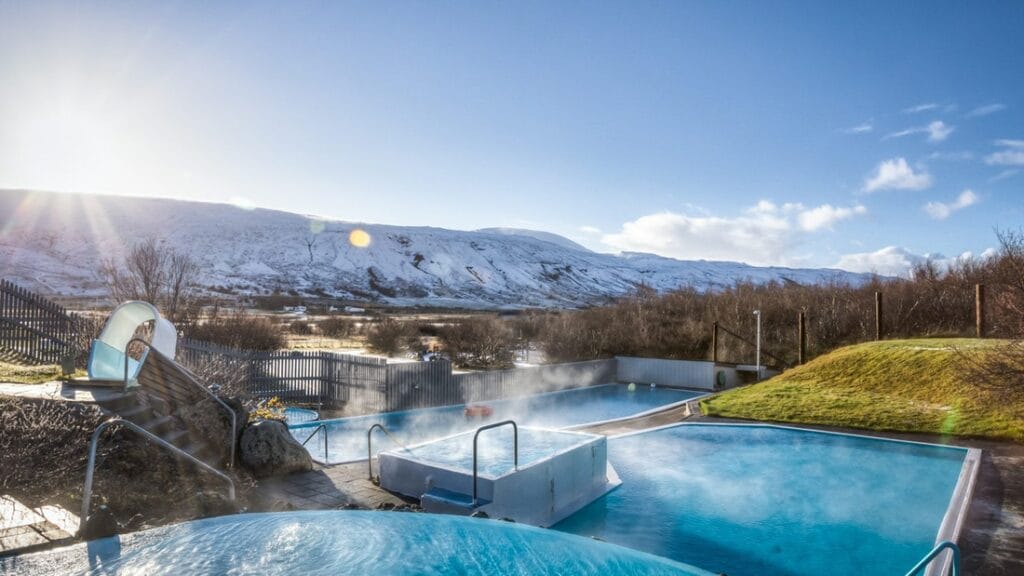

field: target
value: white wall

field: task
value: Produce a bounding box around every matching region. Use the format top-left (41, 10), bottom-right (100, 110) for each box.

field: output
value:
top-left (616, 357), bottom-right (742, 391)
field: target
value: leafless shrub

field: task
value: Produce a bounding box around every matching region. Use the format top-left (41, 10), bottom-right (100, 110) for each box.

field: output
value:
top-left (185, 352), bottom-right (254, 401)
top-left (366, 317), bottom-right (415, 356)
top-left (319, 317), bottom-right (355, 338)
top-left (289, 320), bottom-right (314, 335)
top-left (439, 317), bottom-right (516, 369)
top-left (0, 397), bottom-right (105, 498)
top-left (185, 313), bottom-right (285, 351)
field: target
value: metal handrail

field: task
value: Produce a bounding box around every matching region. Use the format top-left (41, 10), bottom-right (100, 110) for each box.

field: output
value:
top-left (80, 418), bottom-right (235, 536)
top-left (126, 337), bottom-right (237, 467)
top-left (473, 420), bottom-right (518, 505)
top-left (367, 423), bottom-right (408, 480)
top-left (903, 541), bottom-right (961, 576)
top-left (300, 423), bottom-right (329, 462)
top-left (123, 337), bottom-right (151, 392)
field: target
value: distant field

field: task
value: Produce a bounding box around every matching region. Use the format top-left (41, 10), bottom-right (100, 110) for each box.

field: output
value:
top-left (701, 338), bottom-right (1024, 443)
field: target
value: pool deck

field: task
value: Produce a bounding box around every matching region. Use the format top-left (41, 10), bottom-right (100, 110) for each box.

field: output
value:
top-left (254, 462), bottom-right (410, 511)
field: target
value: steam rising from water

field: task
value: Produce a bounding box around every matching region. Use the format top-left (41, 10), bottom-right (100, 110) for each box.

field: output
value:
top-left (291, 384), bottom-right (697, 463)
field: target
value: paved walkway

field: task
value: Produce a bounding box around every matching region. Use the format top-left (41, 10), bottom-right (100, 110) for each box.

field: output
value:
top-left (0, 381), bottom-right (124, 404)
top-left (254, 462), bottom-right (409, 511)
top-left (0, 496), bottom-right (78, 556)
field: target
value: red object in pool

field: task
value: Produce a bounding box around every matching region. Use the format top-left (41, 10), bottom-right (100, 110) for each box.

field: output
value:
top-left (464, 404), bottom-right (494, 418)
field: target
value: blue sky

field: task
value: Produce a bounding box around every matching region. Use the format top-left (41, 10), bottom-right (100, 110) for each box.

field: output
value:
top-left (1, 1), bottom-right (1022, 274)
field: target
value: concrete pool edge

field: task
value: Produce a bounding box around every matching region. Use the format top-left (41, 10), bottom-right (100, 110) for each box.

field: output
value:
top-left (562, 388), bottom-right (710, 431)
top-left (927, 446), bottom-right (981, 576)
top-left (611, 421), bottom-right (982, 576)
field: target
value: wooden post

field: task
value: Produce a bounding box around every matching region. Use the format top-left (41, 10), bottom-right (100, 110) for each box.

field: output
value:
top-left (798, 311), bottom-right (806, 365)
top-left (875, 291), bottom-right (883, 341)
top-left (976, 283), bottom-right (986, 338)
top-left (711, 321), bottom-right (719, 363)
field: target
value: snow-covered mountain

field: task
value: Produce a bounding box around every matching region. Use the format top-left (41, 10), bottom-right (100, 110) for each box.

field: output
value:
top-left (0, 189), bottom-right (874, 308)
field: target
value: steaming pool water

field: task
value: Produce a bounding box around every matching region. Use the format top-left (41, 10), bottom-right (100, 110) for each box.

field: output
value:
top-left (289, 383), bottom-right (700, 464)
top-left (283, 406), bottom-right (319, 424)
top-left (2, 511), bottom-right (714, 576)
top-left (553, 423), bottom-right (971, 576)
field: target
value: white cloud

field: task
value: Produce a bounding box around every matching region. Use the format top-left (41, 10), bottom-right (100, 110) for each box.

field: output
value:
top-left (579, 225), bottom-right (601, 234)
top-left (989, 169), bottom-right (1020, 182)
top-left (834, 246), bottom-right (984, 277)
top-left (985, 139), bottom-right (1024, 166)
top-left (926, 120), bottom-right (954, 142)
top-left (844, 122), bottom-right (873, 134)
top-left (924, 189), bottom-right (979, 220)
top-left (927, 150), bottom-right (974, 161)
top-left (601, 200), bottom-right (867, 266)
top-left (797, 204), bottom-right (867, 231)
top-left (967, 103), bottom-right (1006, 118)
top-left (884, 120), bottom-right (953, 143)
top-left (904, 103), bottom-right (940, 114)
top-left (863, 158), bottom-right (933, 192)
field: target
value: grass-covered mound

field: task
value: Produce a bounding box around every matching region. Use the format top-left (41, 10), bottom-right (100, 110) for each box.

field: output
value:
top-left (0, 361), bottom-right (75, 384)
top-left (701, 338), bottom-right (1024, 443)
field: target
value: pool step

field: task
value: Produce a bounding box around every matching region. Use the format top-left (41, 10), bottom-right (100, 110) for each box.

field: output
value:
top-left (420, 488), bottom-right (490, 515)
top-left (94, 394), bottom-right (222, 468)
top-left (0, 495), bottom-right (79, 557)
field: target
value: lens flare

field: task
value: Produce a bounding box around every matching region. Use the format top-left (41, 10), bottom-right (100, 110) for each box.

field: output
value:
top-left (349, 228), bottom-right (371, 248)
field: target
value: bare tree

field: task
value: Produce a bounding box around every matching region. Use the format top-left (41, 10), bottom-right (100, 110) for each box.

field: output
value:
top-left (99, 237), bottom-right (199, 323)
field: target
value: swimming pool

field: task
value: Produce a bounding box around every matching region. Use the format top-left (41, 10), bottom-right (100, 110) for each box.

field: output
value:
top-left (283, 406), bottom-right (319, 424)
top-left (290, 383), bottom-right (701, 464)
top-left (553, 423), bottom-right (976, 576)
top-left (2, 511), bottom-right (716, 576)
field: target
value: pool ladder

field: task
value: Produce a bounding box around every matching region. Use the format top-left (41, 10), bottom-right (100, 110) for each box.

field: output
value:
top-left (366, 424), bottom-right (410, 481)
top-left (472, 420), bottom-right (518, 506)
top-left (300, 423), bottom-right (329, 462)
top-left (904, 541), bottom-right (961, 576)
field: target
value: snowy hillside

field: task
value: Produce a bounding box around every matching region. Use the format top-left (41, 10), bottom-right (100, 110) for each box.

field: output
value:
top-left (0, 190), bottom-right (874, 308)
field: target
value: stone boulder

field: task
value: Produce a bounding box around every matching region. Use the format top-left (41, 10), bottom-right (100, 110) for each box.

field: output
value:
top-left (239, 419), bottom-right (312, 478)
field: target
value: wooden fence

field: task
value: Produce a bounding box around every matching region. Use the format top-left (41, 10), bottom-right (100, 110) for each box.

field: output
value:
top-left (0, 279), bottom-right (84, 365)
top-left (177, 338), bottom-right (615, 414)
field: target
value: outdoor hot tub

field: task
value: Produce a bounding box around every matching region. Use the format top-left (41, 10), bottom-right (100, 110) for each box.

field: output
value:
top-left (379, 425), bottom-right (620, 527)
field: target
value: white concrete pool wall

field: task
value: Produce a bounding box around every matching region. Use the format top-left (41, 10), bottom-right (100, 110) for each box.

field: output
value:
top-left (616, 356), bottom-right (780, 390)
top-left (611, 422), bottom-right (982, 576)
top-left (379, 427), bottom-right (621, 527)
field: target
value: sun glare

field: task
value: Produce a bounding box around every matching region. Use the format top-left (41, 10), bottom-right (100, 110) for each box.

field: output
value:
top-left (348, 228), bottom-right (371, 248)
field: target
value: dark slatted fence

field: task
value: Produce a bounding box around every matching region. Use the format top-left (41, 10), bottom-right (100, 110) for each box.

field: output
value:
top-left (0, 279), bottom-right (83, 365)
top-left (177, 337), bottom-right (615, 415)
top-left (177, 339), bottom-right (388, 412)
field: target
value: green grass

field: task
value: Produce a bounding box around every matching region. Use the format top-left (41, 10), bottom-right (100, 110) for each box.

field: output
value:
top-left (701, 338), bottom-right (1024, 443)
top-left (0, 361), bottom-right (82, 384)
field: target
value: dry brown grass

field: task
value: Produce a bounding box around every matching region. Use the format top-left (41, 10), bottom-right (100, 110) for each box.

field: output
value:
top-left (0, 396), bottom-right (255, 530)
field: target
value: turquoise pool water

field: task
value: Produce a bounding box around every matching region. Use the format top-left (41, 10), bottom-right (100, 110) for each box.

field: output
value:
top-left (291, 383), bottom-right (699, 463)
top-left (2, 511), bottom-right (715, 576)
top-left (397, 428), bottom-right (594, 477)
top-left (554, 424), bottom-right (967, 576)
